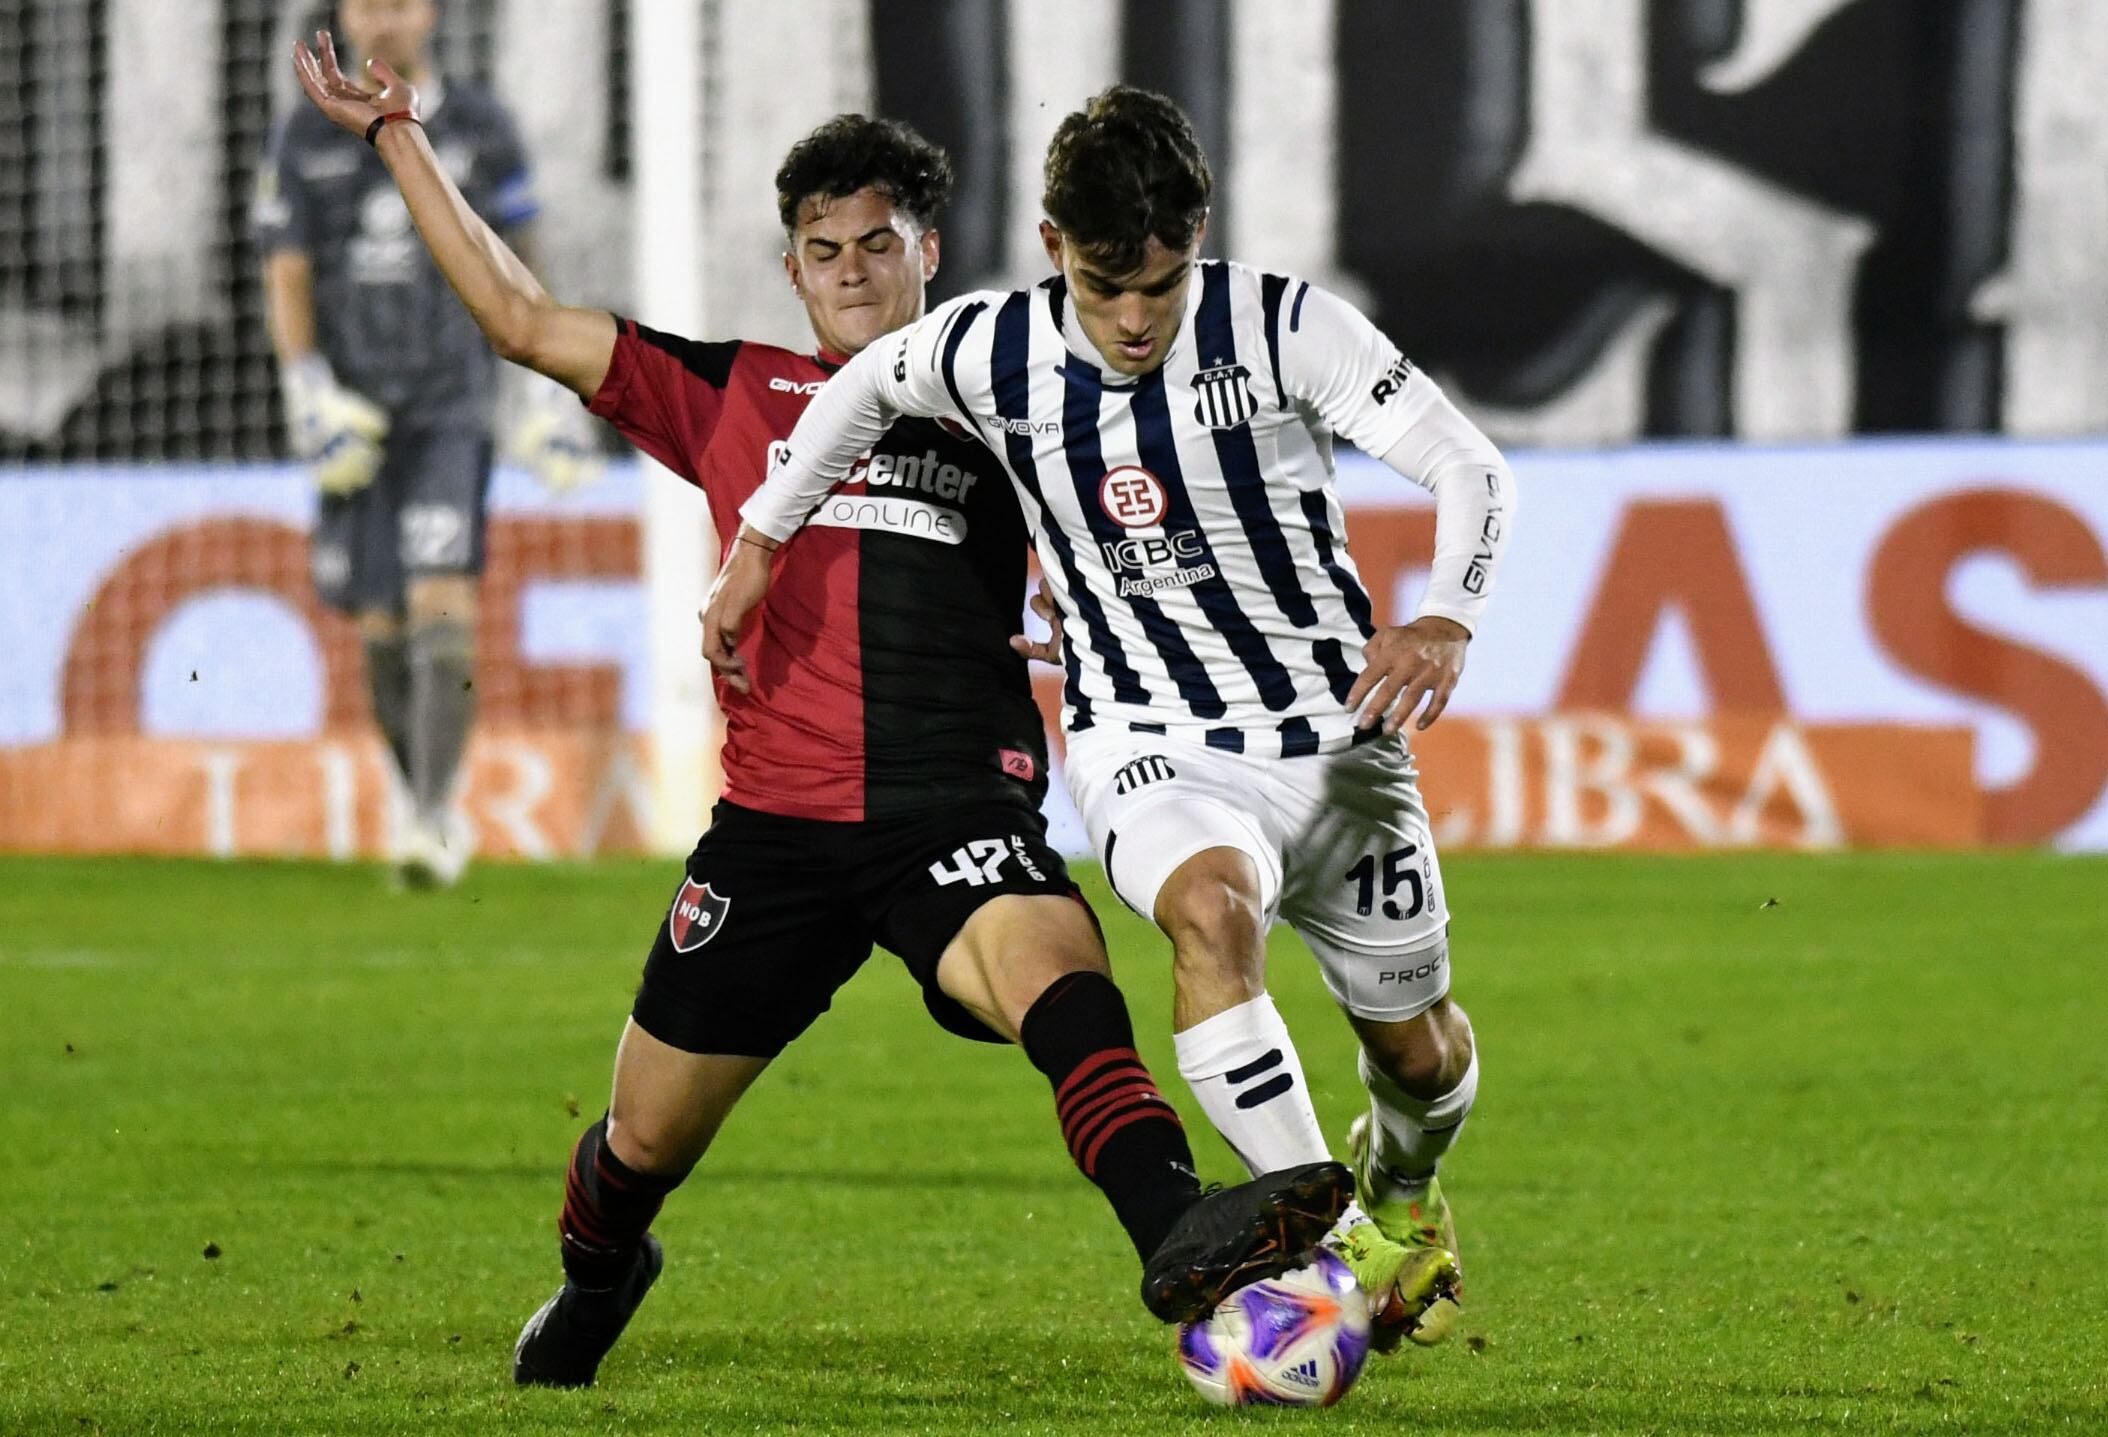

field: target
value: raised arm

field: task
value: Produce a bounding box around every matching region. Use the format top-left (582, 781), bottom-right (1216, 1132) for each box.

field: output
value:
top-left (291, 31), bottom-right (613, 399)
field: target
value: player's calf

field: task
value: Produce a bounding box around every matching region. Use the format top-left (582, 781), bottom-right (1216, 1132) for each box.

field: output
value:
top-left (1019, 969), bottom-right (1205, 1271)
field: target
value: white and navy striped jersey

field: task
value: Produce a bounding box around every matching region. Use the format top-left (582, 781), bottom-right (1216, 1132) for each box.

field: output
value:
top-left (747, 260), bottom-right (1512, 757)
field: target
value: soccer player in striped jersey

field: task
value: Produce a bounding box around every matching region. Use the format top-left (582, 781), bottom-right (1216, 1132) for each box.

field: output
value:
top-left (293, 43), bottom-right (1352, 1388)
top-left (708, 85), bottom-right (1517, 1350)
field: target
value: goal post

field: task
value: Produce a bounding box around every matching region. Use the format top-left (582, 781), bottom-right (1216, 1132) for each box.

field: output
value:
top-left (630, 0), bottom-right (719, 854)
top-left (628, 0), bottom-right (873, 854)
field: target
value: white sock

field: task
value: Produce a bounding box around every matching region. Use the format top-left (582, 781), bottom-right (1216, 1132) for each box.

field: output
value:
top-left (1359, 1048), bottom-right (1479, 1195)
top-left (1174, 993), bottom-right (1332, 1176)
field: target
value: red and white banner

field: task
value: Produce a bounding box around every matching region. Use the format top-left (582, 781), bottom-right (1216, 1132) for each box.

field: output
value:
top-left (2, 437), bottom-right (2103, 855)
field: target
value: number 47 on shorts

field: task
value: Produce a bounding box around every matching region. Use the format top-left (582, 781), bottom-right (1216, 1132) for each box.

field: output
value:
top-left (928, 839), bottom-right (1011, 888)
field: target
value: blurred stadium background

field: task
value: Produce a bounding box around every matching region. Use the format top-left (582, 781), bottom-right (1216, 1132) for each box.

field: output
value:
top-left (6, 6), bottom-right (2107, 1433)
top-left (3, 0), bottom-right (2105, 861)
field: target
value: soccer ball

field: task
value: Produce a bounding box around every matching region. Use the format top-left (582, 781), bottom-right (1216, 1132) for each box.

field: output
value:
top-left (1176, 1251), bottom-right (1372, 1407)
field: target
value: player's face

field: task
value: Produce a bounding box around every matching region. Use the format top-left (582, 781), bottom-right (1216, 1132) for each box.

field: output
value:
top-left (340, 0), bottom-right (437, 75)
top-left (784, 187), bottom-right (940, 360)
top-left (1041, 221), bottom-right (1203, 377)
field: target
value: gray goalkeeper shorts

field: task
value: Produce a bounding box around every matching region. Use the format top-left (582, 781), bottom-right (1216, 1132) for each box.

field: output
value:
top-left (310, 423), bottom-right (493, 615)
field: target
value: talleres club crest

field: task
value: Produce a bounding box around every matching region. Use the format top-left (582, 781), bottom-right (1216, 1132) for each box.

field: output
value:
top-left (667, 877), bottom-right (731, 953)
top-left (1193, 362), bottom-right (1258, 431)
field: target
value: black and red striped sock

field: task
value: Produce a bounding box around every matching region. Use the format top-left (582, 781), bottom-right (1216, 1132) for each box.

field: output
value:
top-left (1020, 971), bottom-right (1203, 1261)
top-left (557, 1117), bottom-right (687, 1290)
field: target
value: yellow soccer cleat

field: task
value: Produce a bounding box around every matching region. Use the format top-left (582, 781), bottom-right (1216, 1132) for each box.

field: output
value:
top-left (1342, 1113), bottom-right (1463, 1349)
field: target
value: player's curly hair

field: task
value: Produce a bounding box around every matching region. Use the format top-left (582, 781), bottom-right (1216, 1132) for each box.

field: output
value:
top-left (775, 115), bottom-right (954, 234)
top-left (1042, 85), bottom-right (1212, 275)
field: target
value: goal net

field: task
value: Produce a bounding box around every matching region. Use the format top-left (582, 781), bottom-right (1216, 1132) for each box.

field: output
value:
top-left (4, 0), bottom-right (1339, 862)
top-left (0, 0), bottom-right (680, 860)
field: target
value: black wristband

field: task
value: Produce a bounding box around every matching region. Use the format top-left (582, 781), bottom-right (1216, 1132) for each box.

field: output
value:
top-left (364, 110), bottom-right (417, 146)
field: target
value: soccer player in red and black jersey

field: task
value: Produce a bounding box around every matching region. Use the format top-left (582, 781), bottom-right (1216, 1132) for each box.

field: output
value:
top-left (293, 32), bottom-right (1350, 1389)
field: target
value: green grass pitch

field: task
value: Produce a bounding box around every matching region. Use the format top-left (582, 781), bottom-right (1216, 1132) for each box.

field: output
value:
top-left (3, 851), bottom-right (2104, 1435)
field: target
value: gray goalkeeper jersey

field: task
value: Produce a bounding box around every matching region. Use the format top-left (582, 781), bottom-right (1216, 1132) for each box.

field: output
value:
top-left (253, 78), bottom-right (539, 430)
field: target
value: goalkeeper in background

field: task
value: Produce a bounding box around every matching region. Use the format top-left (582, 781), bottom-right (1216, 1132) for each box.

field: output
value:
top-left (253, 0), bottom-right (596, 886)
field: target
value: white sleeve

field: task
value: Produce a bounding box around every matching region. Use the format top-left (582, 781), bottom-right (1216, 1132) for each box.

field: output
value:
top-left (737, 298), bottom-right (969, 542)
top-left (1376, 375), bottom-right (1518, 634)
top-left (1278, 280), bottom-right (1437, 459)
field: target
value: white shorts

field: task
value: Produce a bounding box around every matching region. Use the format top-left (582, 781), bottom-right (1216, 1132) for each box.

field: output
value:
top-left (1063, 727), bottom-right (1453, 1022)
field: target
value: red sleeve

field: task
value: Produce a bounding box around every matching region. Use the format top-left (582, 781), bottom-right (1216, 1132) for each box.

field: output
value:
top-left (587, 318), bottom-right (744, 485)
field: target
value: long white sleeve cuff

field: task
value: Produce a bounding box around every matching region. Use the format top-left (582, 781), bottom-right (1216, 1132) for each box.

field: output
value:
top-left (738, 476), bottom-right (819, 545)
top-left (737, 341), bottom-right (900, 542)
top-left (1377, 387), bottom-right (1517, 634)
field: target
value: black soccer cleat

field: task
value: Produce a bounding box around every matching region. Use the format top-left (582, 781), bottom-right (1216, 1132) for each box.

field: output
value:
top-left (512, 1234), bottom-right (665, 1387)
top-left (1140, 1160), bottom-right (1354, 1324)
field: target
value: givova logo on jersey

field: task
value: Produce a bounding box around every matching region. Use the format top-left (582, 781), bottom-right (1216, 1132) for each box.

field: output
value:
top-left (1096, 465), bottom-right (1218, 599)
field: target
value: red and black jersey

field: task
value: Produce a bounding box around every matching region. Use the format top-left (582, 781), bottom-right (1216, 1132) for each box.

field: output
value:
top-left (590, 317), bottom-right (1045, 822)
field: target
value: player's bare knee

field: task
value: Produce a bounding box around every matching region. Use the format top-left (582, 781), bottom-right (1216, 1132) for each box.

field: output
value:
top-left (406, 575), bottom-right (478, 629)
top-left (1157, 850), bottom-right (1265, 962)
top-left (946, 893), bottom-right (1108, 1038)
top-left (1359, 999), bottom-right (1472, 1099)
top-left (605, 1107), bottom-right (709, 1179)
top-left (1166, 902), bottom-right (1264, 981)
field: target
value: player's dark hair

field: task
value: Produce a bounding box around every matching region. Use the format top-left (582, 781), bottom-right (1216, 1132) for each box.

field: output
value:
top-left (775, 115), bottom-right (954, 234)
top-left (1042, 85), bottom-right (1212, 276)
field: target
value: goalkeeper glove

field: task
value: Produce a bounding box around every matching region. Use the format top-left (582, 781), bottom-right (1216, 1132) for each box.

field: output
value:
top-left (282, 354), bottom-right (390, 496)
top-left (508, 374), bottom-right (604, 495)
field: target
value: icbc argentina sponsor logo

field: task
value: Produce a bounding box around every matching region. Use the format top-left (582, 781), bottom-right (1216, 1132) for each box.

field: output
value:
top-left (667, 878), bottom-right (731, 953)
top-left (1096, 465), bottom-right (1216, 597)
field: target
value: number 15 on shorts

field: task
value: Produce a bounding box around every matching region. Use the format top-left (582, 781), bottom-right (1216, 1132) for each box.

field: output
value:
top-left (1346, 844), bottom-right (1427, 921)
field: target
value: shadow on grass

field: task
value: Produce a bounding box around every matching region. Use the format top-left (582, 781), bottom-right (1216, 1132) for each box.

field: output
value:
top-left (292, 1158), bottom-right (1069, 1195)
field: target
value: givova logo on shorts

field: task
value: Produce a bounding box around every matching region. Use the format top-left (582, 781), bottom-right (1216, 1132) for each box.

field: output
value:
top-left (667, 877), bottom-right (731, 953)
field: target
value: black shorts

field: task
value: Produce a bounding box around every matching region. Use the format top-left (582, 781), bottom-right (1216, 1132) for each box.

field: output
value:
top-left (311, 424), bottom-right (493, 615)
top-left (632, 797), bottom-right (1084, 1057)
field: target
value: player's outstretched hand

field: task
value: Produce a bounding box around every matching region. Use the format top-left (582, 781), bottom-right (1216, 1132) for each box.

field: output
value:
top-left (699, 530), bottom-right (777, 695)
top-left (292, 29), bottom-right (420, 139)
top-left (1009, 580), bottom-right (1065, 665)
top-left (1347, 616), bottom-right (1470, 734)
